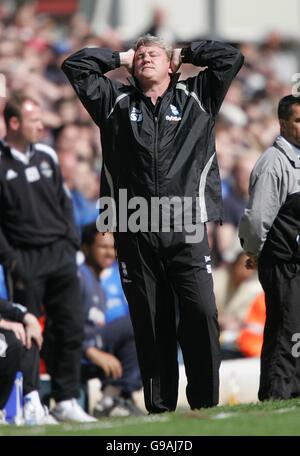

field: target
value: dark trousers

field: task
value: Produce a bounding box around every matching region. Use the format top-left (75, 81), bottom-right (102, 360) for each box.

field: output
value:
top-left (81, 316), bottom-right (142, 396)
top-left (0, 329), bottom-right (39, 409)
top-left (10, 238), bottom-right (84, 402)
top-left (114, 227), bottom-right (220, 413)
top-left (258, 256), bottom-right (300, 400)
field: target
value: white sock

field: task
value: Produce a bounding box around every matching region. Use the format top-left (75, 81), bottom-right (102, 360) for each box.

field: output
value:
top-left (24, 391), bottom-right (44, 417)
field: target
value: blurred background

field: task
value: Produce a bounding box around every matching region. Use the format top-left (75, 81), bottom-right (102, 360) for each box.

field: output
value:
top-left (0, 0), bottom-right (299, 382)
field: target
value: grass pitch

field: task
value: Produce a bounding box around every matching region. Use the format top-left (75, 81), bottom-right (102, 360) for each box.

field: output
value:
top-left (1, 399), bottom-right (300, 436)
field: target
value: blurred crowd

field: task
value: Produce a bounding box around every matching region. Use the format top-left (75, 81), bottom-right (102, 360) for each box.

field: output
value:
top-left (0, 2), bottom-right (299, 359)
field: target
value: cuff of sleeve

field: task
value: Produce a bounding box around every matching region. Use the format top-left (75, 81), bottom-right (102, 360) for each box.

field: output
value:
top-left (83, 341), bottom-right (96, 353)
top-left (12, 304), bottom-right (27, 323)
top-left (113, 51), bottom-right (121, 68)
top-left (180, 46), bottom-right (192, 64)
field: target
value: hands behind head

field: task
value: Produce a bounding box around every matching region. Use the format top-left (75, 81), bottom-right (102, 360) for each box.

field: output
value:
top-left (120, 47), bottom-right (182, 75)
top-left (119, 49), bottom-right (135, 74)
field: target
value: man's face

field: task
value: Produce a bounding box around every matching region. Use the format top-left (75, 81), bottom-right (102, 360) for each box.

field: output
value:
top-left (89, 232), bottom-right (116, 270)
top-left (133, 45), bottom-right (171, 84)
top-left (14, 100), bottom-right (44, 144)
top-left (280, 104), bottom-right (300, 147)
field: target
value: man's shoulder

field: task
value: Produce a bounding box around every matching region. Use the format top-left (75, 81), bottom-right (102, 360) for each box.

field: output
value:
top-left (253, 144), bottom-right (286, 175)
top-left (34, 143), bottom-right (59, 165)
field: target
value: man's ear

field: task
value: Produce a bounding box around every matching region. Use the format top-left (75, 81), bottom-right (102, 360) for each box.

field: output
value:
top-left (9, 116), bottom-right (20, 132)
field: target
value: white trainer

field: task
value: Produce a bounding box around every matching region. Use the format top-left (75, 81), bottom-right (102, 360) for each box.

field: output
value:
top-left (36, 406), bottom-right (59, 425)
top-left (23, 399), bottom-right (59, 426)
top-left (51, 399), bottom-right (97, 423)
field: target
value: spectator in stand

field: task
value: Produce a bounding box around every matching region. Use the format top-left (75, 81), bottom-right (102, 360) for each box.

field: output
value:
top-left (213, 239), bottom-right (263, 359)
top-left (101, 260), bottom-right (129, 325)
top-left (57, 144), bottom-right (98, 232)
top-left (237, 292), bottom-right (266, 358)
top-left (80, 224), bottom-right (143, 417)
top-left (214, 151), bottom-right (260, 263)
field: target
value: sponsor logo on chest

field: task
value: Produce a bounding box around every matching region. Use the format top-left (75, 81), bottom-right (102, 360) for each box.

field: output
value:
top-left (40, 160), bottom-right (53, 178)
top-left (166, 104), bottom-right (182, 122)
top-left (130, 107), bottom-right (143, 122)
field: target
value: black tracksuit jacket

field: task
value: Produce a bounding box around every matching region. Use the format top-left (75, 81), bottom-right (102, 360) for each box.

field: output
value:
top-left (62, 41), bottom-right (244, 227)
top-left (0, 141), bottom-right (79, 268)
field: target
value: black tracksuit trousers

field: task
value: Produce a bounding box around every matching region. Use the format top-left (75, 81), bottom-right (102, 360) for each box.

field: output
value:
top-left (114, 227), bottom-right (220, 413)
top-left (10, 238), bottom-right (84, 402)
top-left (0, 329), bottom-right (39, 409)
top-left (258, 256), bottom-right (300, 400)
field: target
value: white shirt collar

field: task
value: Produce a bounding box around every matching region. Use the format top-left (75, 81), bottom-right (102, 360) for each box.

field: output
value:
top-left (10, 147), bottom-right (31, 165)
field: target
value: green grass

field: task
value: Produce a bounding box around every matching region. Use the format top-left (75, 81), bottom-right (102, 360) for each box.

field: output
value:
top-left (2, 399), bottom-right (300, 436)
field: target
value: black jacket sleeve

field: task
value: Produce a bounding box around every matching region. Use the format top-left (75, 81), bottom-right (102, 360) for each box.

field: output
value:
top-left (182, 40), bottom-right (244, 115)
top-left (0, 299), bottom-right (26, 323)
top-left (61, 47), bottom-right (122, 126)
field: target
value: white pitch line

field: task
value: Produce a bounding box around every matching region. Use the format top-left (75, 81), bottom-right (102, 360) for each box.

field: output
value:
top-left (0, 415), bottom-right (170, 436)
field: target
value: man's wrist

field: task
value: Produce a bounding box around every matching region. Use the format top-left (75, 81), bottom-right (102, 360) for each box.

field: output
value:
top-left (119, 52), bottom-right (128, 66)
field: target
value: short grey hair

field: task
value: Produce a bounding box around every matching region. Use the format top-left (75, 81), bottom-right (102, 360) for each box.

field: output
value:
top-left (134, 34), bottom-right (173, 60)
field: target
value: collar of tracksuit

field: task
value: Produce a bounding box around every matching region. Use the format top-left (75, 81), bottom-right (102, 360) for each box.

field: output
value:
top-left (275, 136), bottom-right (300, 168)
top-left (0, 139), bottom-right (34, 164)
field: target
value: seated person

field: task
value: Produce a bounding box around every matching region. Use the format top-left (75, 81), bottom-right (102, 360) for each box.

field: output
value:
top-left (0, 298), bottom-right (57, 425)
top-left (79, 224), bottom-right (143, 417)
top-left (213, 239), bottom-right (263, 359)
top-left (101, 260), bottom-right (129, 324)
top-left (237, 292), bottom-right (265, 358)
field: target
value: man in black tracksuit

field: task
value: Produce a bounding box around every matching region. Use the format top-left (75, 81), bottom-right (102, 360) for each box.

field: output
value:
top-left (62, 35), bottom-right (244, 412)
top-left (0, 92), bottom-right (95, 422)
top-left (239, 95), bottom-right (300, 401)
